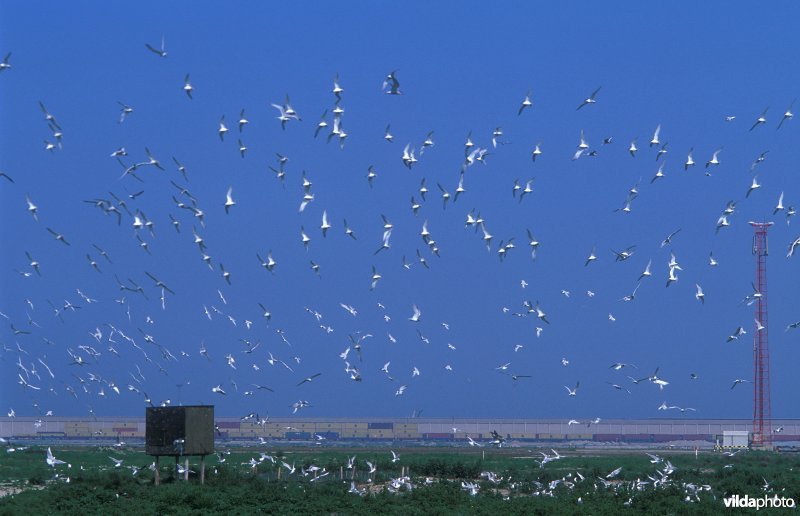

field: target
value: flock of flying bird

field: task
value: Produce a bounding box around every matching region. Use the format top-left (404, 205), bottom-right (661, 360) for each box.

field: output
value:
top-left (1, 37), bottom-right (799, 427)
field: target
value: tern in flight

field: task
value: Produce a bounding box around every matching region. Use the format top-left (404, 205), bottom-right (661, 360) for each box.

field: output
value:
top-left (629, 138), bottom-right (638, 157)
top-left (344, 219), bottom-right (357, 239)
top-left (684, 148), bottom-right (695, 170)
top-left (705, 148), bottom-right (722, 170)
top-left (727, 326), bottom-right (746, 342)
top-left (0, 52), bottom-right (11, 72)
top-left (613, 245), bottom-right (636, 261)
top-left (418, 178), bottom-right (428, 200)
top-left (314, 110), bottom-right (328, 138)
top-left (518, 90), bottom-right (532, 115)
top-left (117, 102), bottom-right (134, 124)
top-left (650, 162), bottom-right (665, 183)
top-left (650, 125), bottom-right (661, 147)
top-left (666, 266), bottom-right (679, 288)
top-left (46, 447), bottom-right (67, 467)
top-left (25, 251), bottom-right (41, 276)
top-left (638, 260), bottom-right (652, 281)
top-left (409, 304), bottom-right (422, 322)
top-left (656, 142), bottom-right (668, 161)
top-left (773, 192), bottom-right (784, 215)
top-left (607, 382), bottom-right (631, 394)
top-left (46, 227), bottom-right (70, 246)
top-left (577, 129), bottom-right (589, 149)
top-left (526, 300), bottom-right (549, 324)
top-left (145, 36), bottom-right (167, 57)
top-left (660, 229), bottom-right (681, 248)
top-left (297, 373), bottom-right (322, 386)
top-left (224, 187), bottom-right (235, 213)
top-left (576, 86), bottom-right (601, 110)
top-left (374, 228), bottom-right (392, 255)
top-left (367, 165), bottom-right (378, 188)
top-left (370, 266), bottom-right (381, 290)
top-left (183, 74), bottom-right (193, 99)
top-left (749, 108), bottom-right (768, 131)
top-left (564, 381), bottom-right (580, 396)
top-left (788, 236), bottom-right (800, 258)
top-left (491, 126), bottom-right (504, 149)
top-left (212, 385), bottom-right (227, 395)
top-left (745, 176), bottom-right (761, 198)
top-left (518, 180), bottom-right (534, 203)
top-left (38, 101), bottom-right (60, 129)
top-left (750, 150), bottom-right (768, 171)
top-left (585, 246), bottom-right (597, 266)
top-left (454, 173), bottom-right (466, 202)
top-left (383, 70), bottom-right (401, 95)
top-left (320, 210), bottom-right (331, 237)
top-left (437, 183), bottom-right (451, 209)
top-left (144, 272), bottom-right (175, 295)
top-left (220, 263), bottom-right (231, 285)
top-left (508, 373), bottom-right (531, 381)
top-left (218, 116), bottom-right (228, 141)
top-left (777, 100), bottom-right (794, 129)
top-left (531, 142), bottom-right (543, 161)
top-left (238, 109), bottom-right (249, 132)
top-left (526, 229), bottom-right (540, 260)
top-left (731, 378), bottom-right (750, 389)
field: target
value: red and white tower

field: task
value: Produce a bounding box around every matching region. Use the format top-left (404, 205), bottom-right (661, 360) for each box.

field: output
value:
top-left (750, 222), bottom-right (773, 450)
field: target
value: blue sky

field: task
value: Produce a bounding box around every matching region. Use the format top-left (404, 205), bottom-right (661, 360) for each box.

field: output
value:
top-left (1, 2), bottom-right (799, 420)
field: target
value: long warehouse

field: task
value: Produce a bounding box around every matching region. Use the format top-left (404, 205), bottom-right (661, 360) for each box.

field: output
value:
top-left (2, 417), bottom-right (798, 445)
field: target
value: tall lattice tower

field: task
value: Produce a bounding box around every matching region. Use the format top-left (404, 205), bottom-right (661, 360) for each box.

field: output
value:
top-left (750, 222), bottom-right (773, 450)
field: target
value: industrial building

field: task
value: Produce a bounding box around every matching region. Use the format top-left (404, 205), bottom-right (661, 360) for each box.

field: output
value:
top-left (1, 417), bottom-right (798, 447)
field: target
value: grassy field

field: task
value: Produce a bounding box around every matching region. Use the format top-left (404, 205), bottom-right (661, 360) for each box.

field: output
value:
top-left (1, 445), bottom-right (799, 514)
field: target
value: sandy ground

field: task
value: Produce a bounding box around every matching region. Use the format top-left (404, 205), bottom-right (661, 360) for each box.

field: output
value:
top-left (0, 484), bottom-right (44, 498)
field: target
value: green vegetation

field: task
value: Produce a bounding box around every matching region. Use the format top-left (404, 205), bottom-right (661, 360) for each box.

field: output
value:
top-left (1, 446), bottom-right (798, 515)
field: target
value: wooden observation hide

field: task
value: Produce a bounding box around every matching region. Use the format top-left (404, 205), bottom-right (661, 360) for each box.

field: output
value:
top-left (146, 405), bottom-right (214, 484)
